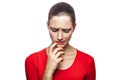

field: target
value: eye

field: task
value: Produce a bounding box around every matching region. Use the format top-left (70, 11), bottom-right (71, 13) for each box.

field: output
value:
top-left (62, 29), bottom-right (71, 33)
top-left (50, 28), bottom-right (58, 32)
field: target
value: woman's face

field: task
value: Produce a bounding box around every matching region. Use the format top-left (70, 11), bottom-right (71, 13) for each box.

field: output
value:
top-left (48, 15), bottom-right (75, 48)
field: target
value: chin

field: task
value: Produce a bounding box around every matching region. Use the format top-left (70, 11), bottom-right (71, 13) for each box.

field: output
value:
top-left (57, 45), bottom-right (65, 48)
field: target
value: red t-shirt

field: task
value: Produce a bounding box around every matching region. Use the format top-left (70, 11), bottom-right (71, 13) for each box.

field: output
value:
top-left (25, 48), bottom-right (96, 80)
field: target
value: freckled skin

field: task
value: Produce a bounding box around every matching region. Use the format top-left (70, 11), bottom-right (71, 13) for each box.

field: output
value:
top-left (48, 15), bottom-right (75, 48)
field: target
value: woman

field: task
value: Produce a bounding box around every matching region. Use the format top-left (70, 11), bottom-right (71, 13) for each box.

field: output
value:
top-left (25, 2), bottom-right (96, 80)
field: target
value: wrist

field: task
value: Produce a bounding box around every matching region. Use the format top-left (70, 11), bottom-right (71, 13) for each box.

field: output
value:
top-left (43, 72), bottom-right (53, 80)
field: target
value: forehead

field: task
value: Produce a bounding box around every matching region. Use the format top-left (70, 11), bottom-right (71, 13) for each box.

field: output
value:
top-left (49, 15), bottom-right (73, 29)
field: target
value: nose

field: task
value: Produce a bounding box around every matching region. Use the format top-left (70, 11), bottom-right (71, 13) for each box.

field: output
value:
top-left (57, 30), bottom-right (63, 41)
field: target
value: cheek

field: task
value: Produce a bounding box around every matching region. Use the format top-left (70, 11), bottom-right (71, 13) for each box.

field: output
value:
top-left (49, 32), bottom-right (56, 40)
top-left (64, 33), bottom-right (73, 40)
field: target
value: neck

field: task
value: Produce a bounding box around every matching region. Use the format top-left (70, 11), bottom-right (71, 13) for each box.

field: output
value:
top-left (63, 44), bottom-right (71, 51)
top-left (63, 44), bottom-right (76, 55)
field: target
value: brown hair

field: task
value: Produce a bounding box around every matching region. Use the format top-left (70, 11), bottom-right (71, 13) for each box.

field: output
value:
top-left (48, 2), bottom-right (76, 26)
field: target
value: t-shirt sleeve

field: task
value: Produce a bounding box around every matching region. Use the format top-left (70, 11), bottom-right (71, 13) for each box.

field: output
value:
top-left (86, 58), bottom-right (96, 80)
top-left (25, 56), bottom-right (38, 80)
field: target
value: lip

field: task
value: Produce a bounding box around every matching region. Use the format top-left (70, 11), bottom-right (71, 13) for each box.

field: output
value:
top-left (56, 41), bottom-right (65, 45)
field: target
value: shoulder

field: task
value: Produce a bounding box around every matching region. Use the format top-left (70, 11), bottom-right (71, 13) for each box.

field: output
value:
top-left (25, 48), bottom-right (46, 62)
top-left (76, 49), bottom-right (95, 63)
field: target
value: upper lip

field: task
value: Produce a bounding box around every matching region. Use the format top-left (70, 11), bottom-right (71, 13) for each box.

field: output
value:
top-left (56, 41), bottom-right (65, 44)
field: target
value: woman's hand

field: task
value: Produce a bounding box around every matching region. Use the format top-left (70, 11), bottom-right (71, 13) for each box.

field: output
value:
top-left (43, 42), bottom-right (64, 80)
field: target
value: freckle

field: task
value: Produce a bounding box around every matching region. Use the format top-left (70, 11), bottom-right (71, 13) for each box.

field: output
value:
top-left (61, 60), bottom-right (63, 62)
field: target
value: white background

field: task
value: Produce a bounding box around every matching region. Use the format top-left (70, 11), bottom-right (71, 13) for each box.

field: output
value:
top-left (0, 0), bottom-right (120, 80)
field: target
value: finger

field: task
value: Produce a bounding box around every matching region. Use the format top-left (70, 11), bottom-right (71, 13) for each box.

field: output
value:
top-left (57, 57), bottom-right (64, 63)
top-left (49, 42), bottom-right (57, 54)
top-left (55, 51), bottom-right (65, 58)
top-left (52, 47), bottom-right (63, 55)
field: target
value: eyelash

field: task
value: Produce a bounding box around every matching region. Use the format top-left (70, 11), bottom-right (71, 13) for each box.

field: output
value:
top-left (63, 29), bottom-right (70, 33)
top-left (51, 28), bottom-right (71, 33)
top-left (51, 28), bottom-right (58, 32)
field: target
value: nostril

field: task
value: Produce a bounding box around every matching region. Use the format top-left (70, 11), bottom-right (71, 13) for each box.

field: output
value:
top-left (57, 34), bottom-right (63, 40)
top-left (57, 36), bottom-right (63, 40)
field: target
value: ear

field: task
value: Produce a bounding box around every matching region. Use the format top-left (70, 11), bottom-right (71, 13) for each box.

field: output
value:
top-left (73, 23), bottom-right (76, 32)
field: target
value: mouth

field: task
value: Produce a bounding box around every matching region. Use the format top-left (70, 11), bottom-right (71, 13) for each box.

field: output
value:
top-left (56, 41), bottom-right (65, 45)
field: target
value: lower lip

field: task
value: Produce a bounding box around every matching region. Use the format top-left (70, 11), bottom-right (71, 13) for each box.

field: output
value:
top-left (56, 42), bottom-right (65, 45)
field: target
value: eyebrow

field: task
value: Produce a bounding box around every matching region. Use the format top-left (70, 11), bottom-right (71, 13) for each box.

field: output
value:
top-left (50, 27), bottom-right (59, 29)
top-left (49, 26), bottom-right (72, 30)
